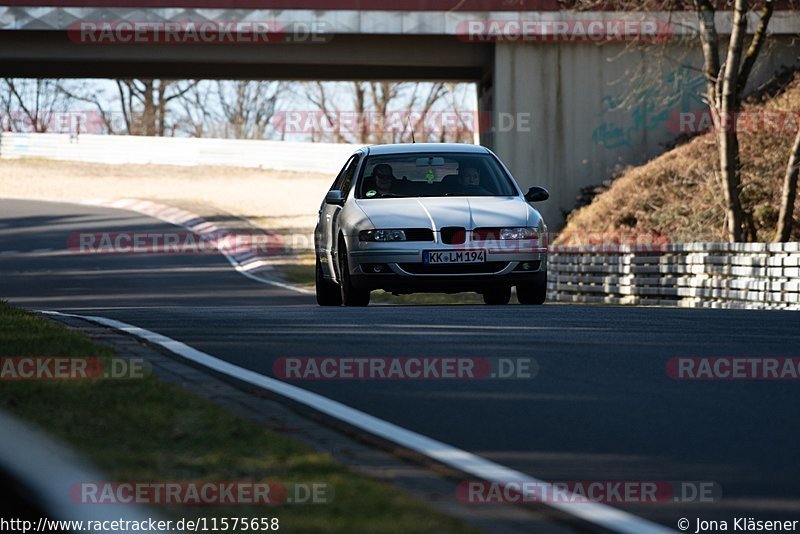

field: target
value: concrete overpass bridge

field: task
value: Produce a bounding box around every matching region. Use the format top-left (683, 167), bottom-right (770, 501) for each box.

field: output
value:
top-left (1, 0), bottom-right (799, 227)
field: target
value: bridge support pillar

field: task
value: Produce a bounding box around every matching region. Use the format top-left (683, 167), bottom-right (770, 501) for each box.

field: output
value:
top-left (487, 38), bottom-right (800, 229)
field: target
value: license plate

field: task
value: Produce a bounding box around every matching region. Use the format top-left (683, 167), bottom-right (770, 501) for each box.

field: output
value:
top-left (423, 250), bottom-right (486, 264)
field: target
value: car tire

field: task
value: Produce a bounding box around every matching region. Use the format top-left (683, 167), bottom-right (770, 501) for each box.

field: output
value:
top-left (516, 270), bottom-right (547, 305)
top-left (316, 256), bottom-right (342, 306)
top-left (483, 285), bottom-right (511, 305)
top-left (338, 237), bottom-right (370, 307)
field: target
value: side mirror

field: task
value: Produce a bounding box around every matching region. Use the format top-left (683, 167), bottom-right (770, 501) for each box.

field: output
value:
top-left (325, 190), bottom-right (345, 206)
top-left (524, 186), bottom-right (549, 203)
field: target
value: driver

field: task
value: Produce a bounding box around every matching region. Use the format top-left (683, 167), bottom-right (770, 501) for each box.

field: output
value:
top-left (372, 163), bottom-right (397, 197)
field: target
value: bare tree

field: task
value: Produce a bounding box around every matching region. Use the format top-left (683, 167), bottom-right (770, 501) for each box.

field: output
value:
top-left (299, 81), bottom-right (368, 143)
top-left (60, 79), bottom-right (199, 136)
top-left (367, 82), bottom-right (472, 143)
top-left (436, 82), bottom-right (478, 144)
top-left (215, 81), bottom-right (284, 140)
top-left (573, 0), bottom-right (781, 242)
top-left (1, 79), bottom-right (73, 133)
top-left (115, 79), bottom-right (199, 136)
top-left (405, 82), bottom-right (448, 142)
top-left (299, 81), bottom-right (469, 144)
top-left (696, 0), bottom-right (775, 241)
top-left (775, 127), bottom-right (800, 241)
top-left (367, 82), bottom-right (403, 143)
top-left (176, 80), bottom-right (293, 140)
top-left (172, 80), bottom-right (216, 138)
top-left (57, 82), bottom-right (123, 134)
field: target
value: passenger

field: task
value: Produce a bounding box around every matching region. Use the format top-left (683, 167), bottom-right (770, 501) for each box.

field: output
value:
top-left (458, 166), bottom-right (491, 195)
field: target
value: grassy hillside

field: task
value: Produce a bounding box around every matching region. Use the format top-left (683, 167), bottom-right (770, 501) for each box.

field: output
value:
top-left (559, 73), bottom-right (800, 245)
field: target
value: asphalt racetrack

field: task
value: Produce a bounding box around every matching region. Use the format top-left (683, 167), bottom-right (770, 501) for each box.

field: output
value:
top-left (2, 199), bottom-right (799, 531)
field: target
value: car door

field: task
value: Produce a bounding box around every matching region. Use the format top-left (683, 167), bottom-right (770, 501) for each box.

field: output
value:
top-left (318, 153), bottom-right (361, 277)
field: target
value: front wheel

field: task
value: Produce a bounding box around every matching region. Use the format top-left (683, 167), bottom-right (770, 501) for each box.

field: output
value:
top-left (338, 238), bottom-right (371, 306)
top-left (516, 270), bottom-right (547, 305)
top-left (316, 256), bottom-right (342, 306)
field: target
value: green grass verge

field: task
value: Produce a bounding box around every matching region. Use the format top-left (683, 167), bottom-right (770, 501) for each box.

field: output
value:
top-left (0, 301), bottom-right (475, 533)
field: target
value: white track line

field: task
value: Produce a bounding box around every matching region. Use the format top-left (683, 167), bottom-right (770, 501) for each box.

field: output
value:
top-left (80, 199), bottom-right (313, 296)
top-left (42, 310), bottom-right (675, 534)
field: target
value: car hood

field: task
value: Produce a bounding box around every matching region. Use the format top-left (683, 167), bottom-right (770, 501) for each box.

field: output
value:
top-left (354, 197), bottom-right (536, 230)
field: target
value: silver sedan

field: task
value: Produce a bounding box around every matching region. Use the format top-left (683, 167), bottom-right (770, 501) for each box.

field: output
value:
top-left (314, 143), bottom-right (549, 306)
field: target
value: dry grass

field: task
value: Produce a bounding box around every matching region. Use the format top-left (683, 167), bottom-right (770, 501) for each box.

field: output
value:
top-left (559, 73), bottom-right (800, 244)
top-left (0, 158), bottom-right (333, 231)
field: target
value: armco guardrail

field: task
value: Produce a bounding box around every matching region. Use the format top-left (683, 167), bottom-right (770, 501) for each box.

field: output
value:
top-left (548, 242), bottom-right (800, 310)
top-left (0, 132), bottom-right (362, 174)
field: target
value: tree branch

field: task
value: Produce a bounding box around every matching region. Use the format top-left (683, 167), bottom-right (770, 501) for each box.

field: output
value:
top-left (737, 0), bottom-right (774, 97)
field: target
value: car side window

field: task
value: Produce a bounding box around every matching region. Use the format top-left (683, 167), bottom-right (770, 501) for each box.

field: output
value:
top-left (331, 155), bottom-right (356, 192)
top-left (339, 154), bottom-right (361, 195)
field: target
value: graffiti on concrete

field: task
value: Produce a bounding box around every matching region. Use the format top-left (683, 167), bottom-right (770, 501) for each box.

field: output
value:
top-left (592, 65), bottom-right (706, 149)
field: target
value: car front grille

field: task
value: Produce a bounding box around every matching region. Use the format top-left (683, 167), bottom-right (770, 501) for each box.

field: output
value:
top-left (399, 262), bottom-right (509, 275)
top-left (440, 227), bottom-right (466, 245)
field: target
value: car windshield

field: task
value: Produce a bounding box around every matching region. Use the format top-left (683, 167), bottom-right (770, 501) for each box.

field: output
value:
top-left (356, 153), bottom-right (518, 199)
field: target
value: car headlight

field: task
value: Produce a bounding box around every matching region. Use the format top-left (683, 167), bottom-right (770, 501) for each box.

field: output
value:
top-left (359, 229), bottom-right (407, 242)
top-left (499, 227), bottom-right (538, 240)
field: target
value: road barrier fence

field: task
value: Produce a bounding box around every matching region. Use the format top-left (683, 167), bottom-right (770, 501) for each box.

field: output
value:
top-left (548, 242), bottom-right (800, 310)
top-left (0, 132), bottom-right (361, 174)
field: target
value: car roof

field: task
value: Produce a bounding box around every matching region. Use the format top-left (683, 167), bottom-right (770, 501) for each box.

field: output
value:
top-left (362, 143), bottom-right (490, 156)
